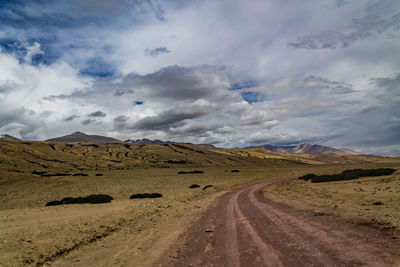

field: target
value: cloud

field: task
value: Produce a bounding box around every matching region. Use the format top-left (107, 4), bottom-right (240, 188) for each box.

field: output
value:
top-left (145, 47), bottom-right (171, 57)
top-left (132, 100), bottom-right (218, 131)
top-left (81, 119), bottom-right (95, 125)
top-left (288, 1), bottom-right (400, 49)
top-left (89, 111), bottom-right (106, 117)
top-left (64, 114), bottom-right (79, 121)
top-left (1, 0), bottom-right (400, 153)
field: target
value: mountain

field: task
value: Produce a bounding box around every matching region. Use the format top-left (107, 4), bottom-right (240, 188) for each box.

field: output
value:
top-left (247, 143), bottom-right (358, 155)
top-left (0, 134), bottom-right (21, 141)
top-left (125, 138), bottom-right (170, 145)
top-left (46, 131), bottom-right (122, 143)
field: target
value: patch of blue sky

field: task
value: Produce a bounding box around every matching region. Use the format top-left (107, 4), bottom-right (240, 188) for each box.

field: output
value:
top-left (79, 57), bottom-right (116, 78)
top-left (228, 80), bottom-right (258, 91)
top-left (134, 101), bottom-right (144, 105)
top-left (241, 91), bottom-right (266, 104)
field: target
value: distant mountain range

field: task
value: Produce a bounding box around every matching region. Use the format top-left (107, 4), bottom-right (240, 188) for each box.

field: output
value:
top-left (0, 134), bottom-right (21, 141)
top-left (247, 143), bottom-right (359, 155)
top-left (125, 138), bottom-right (170, 145)
top-left (46, 131), bottom-right (123, 143)
top-left (1, 131), bottom-right (358, 155)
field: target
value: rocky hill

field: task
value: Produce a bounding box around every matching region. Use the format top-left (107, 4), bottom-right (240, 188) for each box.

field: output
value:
top-left (0, 134), bottom-right (21, 141)
top-left (247, 143), bottom-right (358, 155)
top-left (46, 131), bottom-right (122, 143)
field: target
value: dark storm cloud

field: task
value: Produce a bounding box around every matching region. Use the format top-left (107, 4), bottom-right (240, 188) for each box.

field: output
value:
top-left (81, 119), bottom-right (95, 125)
top-left (288, 1), bottom-right (400, 49)
top-left (64, 114), bottom-right (79, 121)
top-left (114, 89), bottom-right (133, 96)
top-left (146, 47), bottom-right (171, 57)
top-left (89, 111), bottom-right (106, 117)
top-left (123, 65), bottom-right (227, 100)
top-left (43, 90), bottom-right (90, 101)
top-left (132, 102), bottom-right (217, 130)
top-left (114, 115), bottom-right (129, 123)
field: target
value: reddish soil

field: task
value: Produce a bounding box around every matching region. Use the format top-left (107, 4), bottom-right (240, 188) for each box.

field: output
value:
top-left (156, 177), bottom-right (400, 267)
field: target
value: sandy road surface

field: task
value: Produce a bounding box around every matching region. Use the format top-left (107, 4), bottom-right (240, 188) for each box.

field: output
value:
top-left (157, 177), bottom-right (400, 267)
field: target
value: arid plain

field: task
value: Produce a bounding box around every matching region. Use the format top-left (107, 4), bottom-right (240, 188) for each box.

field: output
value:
top-left (1, 140), bottom-right (400, 266)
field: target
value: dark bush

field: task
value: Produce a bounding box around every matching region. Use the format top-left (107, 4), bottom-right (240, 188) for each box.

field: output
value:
top-left (45, 194), bottom-right (113, 206)
top-left (129, 193), bottom-right (163, 199)
top-left (45, 200), bottom-right (63, 206)
top-left (189, 184), bottom-right (200, 189)
top-left (167, 160), bottom-right (188, 164)
top-left (41, 173), bottom-right (71, 177)
top-left (95, 173), bottom-right (103, 176)
top-left (298, 173), bottom-right (317, 181)
top-left (72, 173), bottom-right (89, 176)
top-left (178, 170), bottom-right (204, 174)
top-left (202, 185), bottom-right (213, 190)
top-left (307, 168), bottom-right (396, 183)
top-left (231, 170), bottom-right (240, 173)
top-left (32, 171), bottom-right (47, 175)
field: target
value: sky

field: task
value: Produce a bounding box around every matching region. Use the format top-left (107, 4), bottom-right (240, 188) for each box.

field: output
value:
top-left (0, 0), bottom-right (399, 154)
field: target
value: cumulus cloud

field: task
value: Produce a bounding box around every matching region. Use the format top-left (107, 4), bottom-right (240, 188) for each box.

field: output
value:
top-left (288, 1), bottom-right (400, 49)
top-left (0, 0), bottom-right (399, 153)
top-left (89, 111), bottom-right (106, 117)
top-left (145, 47), bottom-right (171, 57)
top-left (132, 100), bottom-right (218, 131)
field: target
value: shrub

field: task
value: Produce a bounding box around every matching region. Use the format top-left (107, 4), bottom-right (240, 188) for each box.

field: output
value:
top-left (45, 194), bottom-right (113, 206)
top-left (298, 173), bottom-right (317, 181)
top-left (189, 184), bottom-right (200, 189)
top-left (178, 170), bottom-right (204, 174)
top-left (45, 200), bottom-right (63, 206)
top-left (129, 193), bottom-right (163, 199)
top-left (202, 185), bottom-right (213, 190)
top-left (41, 173), bottom-right (71, 177)
top-left (307, 168), bottom-right (396, 183)
top-left (231, 170), bottom-right (240, 173)
top-left (32, 171), bottom-right (47, 175)
top-left (72, 173), bottom-right (89, 176)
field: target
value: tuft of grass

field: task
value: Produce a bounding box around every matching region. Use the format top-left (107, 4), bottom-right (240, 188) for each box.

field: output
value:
top-left (129, 193), bottom-right (163, 199)
top-left (72, 173), bottom-right (89, 176)
top-left (202, 185), bottom-right (213, 190)
top-left (45, 194), bottom-right (113, 206)
top-left (41, 173), bottom-right (71, 177)
top-left (298, 168), bottom-right (396, 183)
top-left (178, 170), bottom-right (204, 174)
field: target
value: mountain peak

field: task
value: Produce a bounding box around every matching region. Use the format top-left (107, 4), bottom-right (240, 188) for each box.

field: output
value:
top-left (246, 143), bottom-right (358, 155)
top-left (46, 132), bottom-right (122, 143)
top-left (0, 134), bottom-right (21, 141)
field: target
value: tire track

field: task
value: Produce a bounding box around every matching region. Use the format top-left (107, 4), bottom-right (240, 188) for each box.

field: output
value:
top-left (157, 176), bottom-right (400, 267)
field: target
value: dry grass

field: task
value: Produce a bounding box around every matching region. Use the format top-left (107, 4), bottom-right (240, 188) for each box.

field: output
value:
top-left (264, 163), bottom-right (400, 238)
top-left (1, 140), bottom-right (400, 266)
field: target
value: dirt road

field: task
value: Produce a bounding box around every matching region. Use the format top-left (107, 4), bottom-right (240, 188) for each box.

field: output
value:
top-left (157, 177), bottom-right (400, 266)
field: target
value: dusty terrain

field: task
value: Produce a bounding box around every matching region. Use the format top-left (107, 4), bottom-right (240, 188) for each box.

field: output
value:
top-left (264, 164), bottom-right (400, 237)
top-left (158, 176), bottom-right (400, 267)
top-left (1, 140), bottom-right (400, 266)
top-left (1, 165), bottom-right (304, 266)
